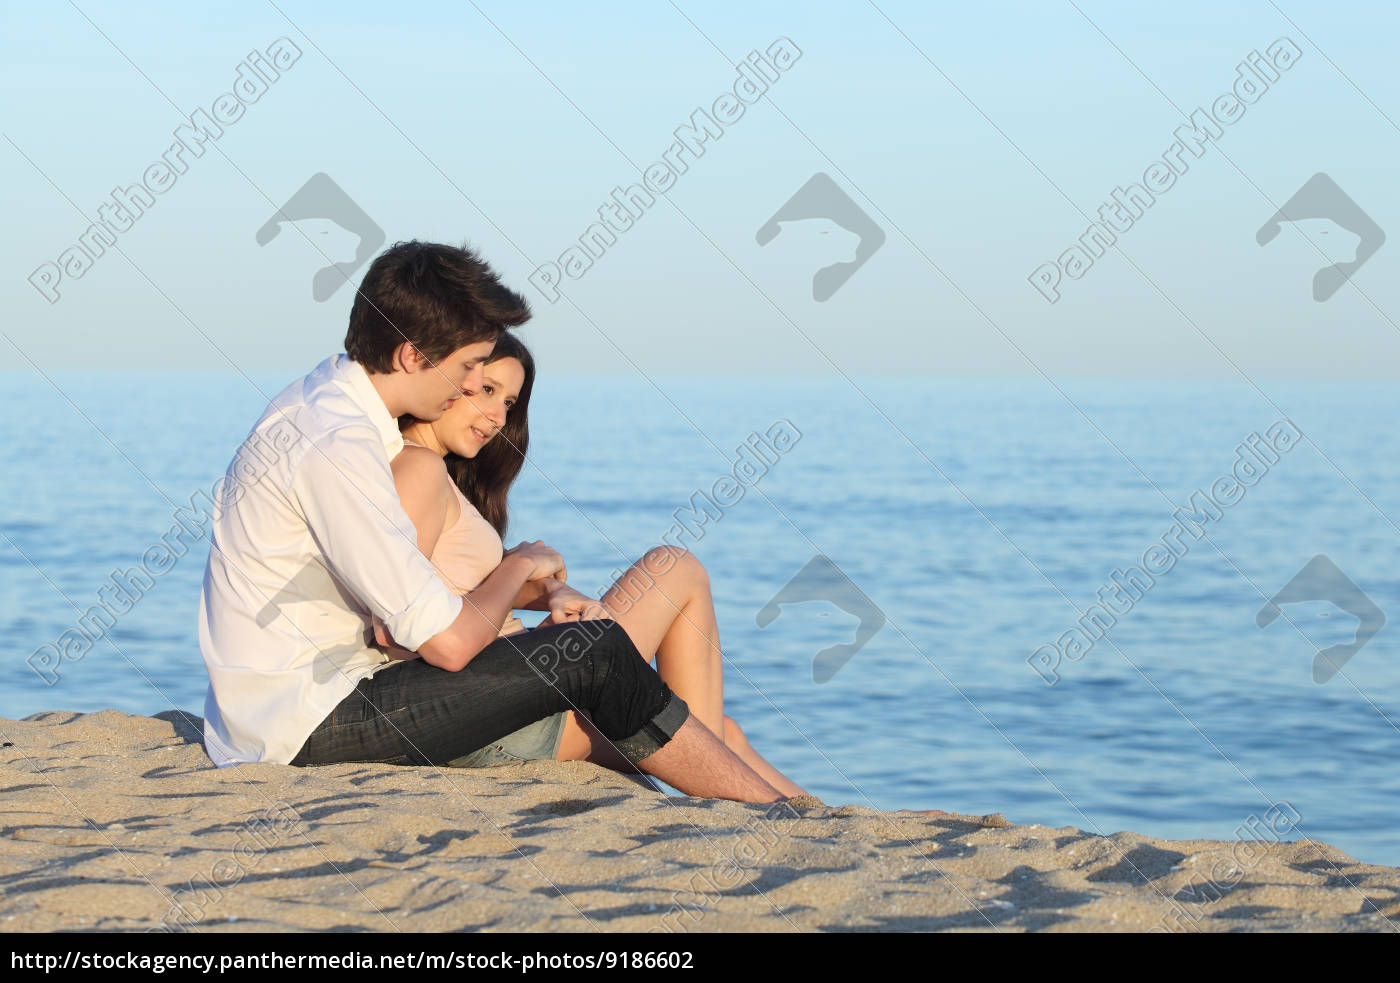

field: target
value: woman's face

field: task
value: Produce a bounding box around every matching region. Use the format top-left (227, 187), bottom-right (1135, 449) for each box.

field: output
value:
top-left (433, 356), bottom-right (525, 458)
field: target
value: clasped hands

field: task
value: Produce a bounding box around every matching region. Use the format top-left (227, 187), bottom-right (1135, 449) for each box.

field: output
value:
top-left (503, 539), bottom-right (609, 624)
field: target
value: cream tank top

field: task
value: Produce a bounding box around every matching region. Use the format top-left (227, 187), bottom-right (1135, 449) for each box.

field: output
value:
top-left (406, 440), bottom-right (526, 638)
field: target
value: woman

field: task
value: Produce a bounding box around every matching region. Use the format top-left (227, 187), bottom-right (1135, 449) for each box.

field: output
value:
top-left (380, 331), bottom-right (806, 797)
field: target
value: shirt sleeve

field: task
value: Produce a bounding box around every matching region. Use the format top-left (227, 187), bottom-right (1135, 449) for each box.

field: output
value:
top-left (289, 426), bottom-right (461, 652)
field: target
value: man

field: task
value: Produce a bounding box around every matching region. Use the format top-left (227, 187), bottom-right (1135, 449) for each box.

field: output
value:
top-left (197, 240), bottom-right (783, 802)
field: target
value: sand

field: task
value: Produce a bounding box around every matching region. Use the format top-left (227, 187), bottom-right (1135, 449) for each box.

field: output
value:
top-left (0, 709), bottom-right (1395, 933)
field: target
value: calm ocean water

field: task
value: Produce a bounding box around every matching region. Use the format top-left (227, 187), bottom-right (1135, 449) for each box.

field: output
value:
top-left (4, 370), bottom-right (1398, 866)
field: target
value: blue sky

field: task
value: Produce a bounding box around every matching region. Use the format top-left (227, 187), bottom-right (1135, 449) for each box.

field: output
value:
top-left (3, 0), bottom-right (1398, 377)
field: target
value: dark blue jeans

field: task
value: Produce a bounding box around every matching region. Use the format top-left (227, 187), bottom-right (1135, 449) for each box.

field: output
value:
top-left (290, 619), bottom-right (689, 767)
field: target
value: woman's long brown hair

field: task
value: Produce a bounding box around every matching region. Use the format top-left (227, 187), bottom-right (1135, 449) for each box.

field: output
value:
top-left (444, 331), bottom-right (534, 537)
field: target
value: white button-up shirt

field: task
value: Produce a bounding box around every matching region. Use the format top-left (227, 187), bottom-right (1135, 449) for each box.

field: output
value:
top-left (198, 354), bottom-right (462, 767)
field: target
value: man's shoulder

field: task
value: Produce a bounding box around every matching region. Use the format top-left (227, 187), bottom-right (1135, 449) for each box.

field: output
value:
top-left (256, 356), bottom-right (377, 444)
top-left (217, 358), bottom-right (382, 492)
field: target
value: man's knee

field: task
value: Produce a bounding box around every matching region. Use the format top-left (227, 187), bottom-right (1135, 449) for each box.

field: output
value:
top-left (572, 620), bottom-right (687, 751)
top-left (586, 619), bottom-right (646, 677)
top-left (523, 618), bottom-right (629, 684)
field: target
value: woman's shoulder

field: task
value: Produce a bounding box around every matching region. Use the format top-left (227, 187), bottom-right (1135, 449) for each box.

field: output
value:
top-left (392, 441), bottom-right (447, 473)
top-left (390, 443), bottom-right (451, 498)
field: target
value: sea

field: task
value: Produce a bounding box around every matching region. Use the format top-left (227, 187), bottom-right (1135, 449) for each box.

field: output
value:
top-left (3, 370), bottom-right (1398, 868)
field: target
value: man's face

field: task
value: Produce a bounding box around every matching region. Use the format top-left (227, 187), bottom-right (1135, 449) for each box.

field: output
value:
top-left (407, 339), bottom-right (496, 421)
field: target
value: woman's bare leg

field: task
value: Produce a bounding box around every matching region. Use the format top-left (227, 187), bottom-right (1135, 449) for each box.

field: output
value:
top-left (532, 548), bottom-right (720, 730)
top-left (599, 547), bottom-right (725, 734)
top-left (590, 547), bottom-right (807, 796)
top-left (555, 707), bottom-right (808, 797)
top-left (555, 710), bottom-right (633, 772)
top-left (720, 714), bottom-right (807, 798)
top-left (553, 709), bottom-right (791, 805)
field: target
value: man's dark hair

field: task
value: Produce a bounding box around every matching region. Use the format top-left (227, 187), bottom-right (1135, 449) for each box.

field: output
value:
top-left (345, 240), bottom-right (531, 373)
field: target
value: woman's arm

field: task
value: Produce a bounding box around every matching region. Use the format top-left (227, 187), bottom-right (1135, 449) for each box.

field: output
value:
top-left (388, 449), bottom-right (563, 666)
top-left (510, 576), bottom-right (609, 625)
top-left (390, 446), bottom-right (452, 558)
top-left (512, 576), bottom-right (560, 611)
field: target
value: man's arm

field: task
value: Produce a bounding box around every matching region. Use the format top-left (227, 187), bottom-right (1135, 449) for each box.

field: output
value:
top-left (379, 550), bottom-right (570, 668)
top-left (417, 553), bottom-right (537, 670)
top-left (291, 428), bottom-right (466, 661)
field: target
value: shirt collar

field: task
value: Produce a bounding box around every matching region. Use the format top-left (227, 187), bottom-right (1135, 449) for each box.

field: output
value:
top-left (334, 354), bottom-right (405, 458)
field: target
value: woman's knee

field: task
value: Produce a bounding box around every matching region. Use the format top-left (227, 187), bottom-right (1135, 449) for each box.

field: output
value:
top-left (639, 545), bottom-right (708, 589)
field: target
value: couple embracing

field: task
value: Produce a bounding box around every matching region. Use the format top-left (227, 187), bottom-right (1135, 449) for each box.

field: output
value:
top-left (197, 239), bottom-right (806, 803)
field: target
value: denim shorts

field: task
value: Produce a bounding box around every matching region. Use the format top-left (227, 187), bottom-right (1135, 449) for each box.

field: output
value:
top-left (446, 625), bottom-right (569, 768)
top-left (446, 711), bottom-right (568, 768)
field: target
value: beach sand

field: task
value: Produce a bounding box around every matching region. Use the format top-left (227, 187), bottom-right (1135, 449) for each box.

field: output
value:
top-left (1, 709), bottom-right (1395, 933)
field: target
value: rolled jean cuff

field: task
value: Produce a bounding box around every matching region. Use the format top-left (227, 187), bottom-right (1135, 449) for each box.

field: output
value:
top-left (613, 689), bottom-right (690, 763)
